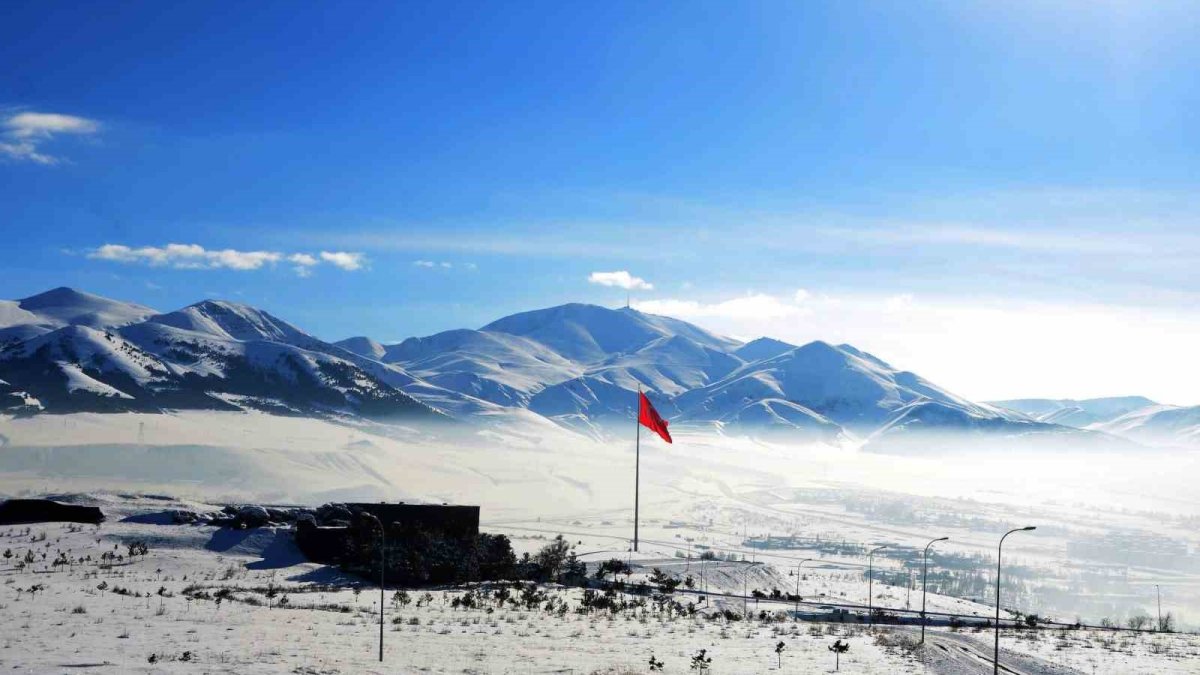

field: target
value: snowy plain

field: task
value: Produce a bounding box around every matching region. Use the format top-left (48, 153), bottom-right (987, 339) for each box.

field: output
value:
top-left (1, 409), bottom-right (1199, 673)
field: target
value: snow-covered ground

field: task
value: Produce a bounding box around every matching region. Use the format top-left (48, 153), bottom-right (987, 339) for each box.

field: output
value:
top-left (0, 502), bottom-right (930, 674)
top-left (2, 410), bottom-right (1199, 672)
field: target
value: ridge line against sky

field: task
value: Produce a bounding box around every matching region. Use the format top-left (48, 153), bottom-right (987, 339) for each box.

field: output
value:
top-left (3, 1), bottom-right (1199, 403)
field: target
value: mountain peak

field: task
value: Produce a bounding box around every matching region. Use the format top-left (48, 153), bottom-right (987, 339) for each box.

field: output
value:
top-left (481, 302), bottom-right (735, 363)
top-left (150, 299), bottom-right (309, 343)
top-left (19, 286), bottom-right (93, 307)
top-left (334, 336), bottom-right (387, 360)
top-left (13, 286), bottom-right (156, 332)
top-left (733, 337), bottom-right (796, 363)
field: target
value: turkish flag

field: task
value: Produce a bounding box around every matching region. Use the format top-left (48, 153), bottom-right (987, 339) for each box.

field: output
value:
top-left (638, 391), bottom-right (673, 444)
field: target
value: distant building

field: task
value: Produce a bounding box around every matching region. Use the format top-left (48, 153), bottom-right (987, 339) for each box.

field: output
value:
top-left (0, 499), bottom-right (105, 525)
top-left (295, 502), bottom-right (479, 564)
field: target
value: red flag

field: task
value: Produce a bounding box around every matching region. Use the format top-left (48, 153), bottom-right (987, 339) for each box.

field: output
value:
top-left (638, 391), bottom-right (672, 444)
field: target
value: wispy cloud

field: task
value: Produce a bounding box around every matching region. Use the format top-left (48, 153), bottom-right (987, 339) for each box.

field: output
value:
top-left (86, 243), bottom-right (366, 276)
top-left (1, 111), bottom-right (100, 165)
top-left (319, 251), bottom-right (366, 271)
top-left (413, 259), bottom-right (471, 270)
top-left (635, 293), bottom-right (804, 321)
top-left (288, 253), bottom-right (318, 277)
top-left (588, 270), bottom-right (653, 290)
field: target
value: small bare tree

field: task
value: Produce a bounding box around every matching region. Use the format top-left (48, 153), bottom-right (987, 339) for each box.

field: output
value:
top-left (829, 639), bottom-right (850, 671)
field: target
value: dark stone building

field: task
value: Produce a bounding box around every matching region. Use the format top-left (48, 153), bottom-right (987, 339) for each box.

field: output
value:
top-left (295, 502), bottom-right (479, 564)
top-left (0, 499), bottom-right (105, 525)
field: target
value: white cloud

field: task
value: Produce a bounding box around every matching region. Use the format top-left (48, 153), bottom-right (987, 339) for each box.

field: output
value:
top-left (793, 288), bottom-right (811, 303)
top-left (1, 111), bottom-right (101, 165)
top-left (288, 253), bottom-right (318, 266)
top-left (288, 254), bottom-right (319, 277)
top-left (636, 289), bottom-right (1200, 404)
top-left (412, 260), bottom-right (476, 271)
top-left (634, 294), bottom-right (804, 321)
top-left (320, 251), bottom-right (366, 271)
top-left (884, 293), bottom-right (914, 312)
top-left (588, 270), bottom-right (653, 290)
top-left (89, 244), bottom-right (281, 270)
top-left (86, 243), bottom-right (366, 274)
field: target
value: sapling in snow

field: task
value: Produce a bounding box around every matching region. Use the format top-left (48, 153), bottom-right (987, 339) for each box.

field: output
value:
top-left (829, 639), bottom-right (850, 671)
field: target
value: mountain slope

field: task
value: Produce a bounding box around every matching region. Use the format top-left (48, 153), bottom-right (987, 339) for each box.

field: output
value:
top-left (0, 288), bottom-right (1143, 452)
top-left (0, 287), bottom-right (156, 345)
top-left (1092, 404), bottom-right (1200, 449)
top-left (989, 396), bottom-right (1158, 428)
top-left (673, 341), bottom-right (1024, 434)
top-left (482, 304), bottom-right (740, 363)
top-left (0, 292), bottom-right (443, 420)
top-left (334, 336), bottom-right (387, 361)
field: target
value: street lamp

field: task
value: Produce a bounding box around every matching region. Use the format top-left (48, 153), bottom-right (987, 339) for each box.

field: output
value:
top-left (365, 514), bottom-right (387, 663)
top-left (743, 560), bottom-right (749, 617)
top-left (867, 545), bottom-right (887, 626)
top-left (1156, 584), bottom-right (1162, 632)
top-left (994, 526), bottom-right (1035, 675)
top-left (920, 537), bottom-right (949, 644)
top-left (795, 558), bottom-right (813, 620)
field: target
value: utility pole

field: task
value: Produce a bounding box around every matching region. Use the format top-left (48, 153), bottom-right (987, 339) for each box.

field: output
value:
top-left (994, 527), bottom-right (1035, 674)
top-left (868, 545), bottom-right (887, 627)
top-left (921, 537), bottom-right (948, 645)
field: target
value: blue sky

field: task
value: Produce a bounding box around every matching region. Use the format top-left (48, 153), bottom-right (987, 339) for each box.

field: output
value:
top-left (3, 1), bottom-right (1199, 402)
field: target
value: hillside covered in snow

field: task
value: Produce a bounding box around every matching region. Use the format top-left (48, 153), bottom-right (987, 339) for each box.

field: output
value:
top-left (0, 287), bottom-right (1173, 450)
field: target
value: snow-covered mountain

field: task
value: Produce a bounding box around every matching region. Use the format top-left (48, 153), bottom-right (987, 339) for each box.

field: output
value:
top-left (0, 287), bottom-right (1151, 451)
top-left (1091, 404), bottom-right (1200, 449)
top-left (0, 291), bottom-right (445, 420)
top-left (989, 396), bottom-right (1200, 448)
top-left (334, 301), bottom-right (1114, 448)
top-left (989, 396), bottom-right (1157, 428)
top-left (672, 340), bottom-right (1039, 443)
top-left (0, 287), bottom-right (156, 345)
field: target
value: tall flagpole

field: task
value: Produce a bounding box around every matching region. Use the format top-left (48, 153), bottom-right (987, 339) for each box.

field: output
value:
top-left (634, 385), bottom-right (641, 553)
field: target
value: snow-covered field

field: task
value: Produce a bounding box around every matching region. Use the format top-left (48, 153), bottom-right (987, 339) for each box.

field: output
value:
top-left (0, 501), bottom-right (930, 674)
top-left (2, 411), bottom-right (1199, 672)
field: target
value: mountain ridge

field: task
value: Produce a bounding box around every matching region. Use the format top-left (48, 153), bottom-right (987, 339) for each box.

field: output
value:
top-left (0, 287), bottom-right (1173, 450)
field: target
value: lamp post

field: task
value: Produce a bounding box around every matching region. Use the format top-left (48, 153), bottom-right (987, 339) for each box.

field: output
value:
top-left (1156, 584), bottom-right (1162, 632)
top-left (868, 545), bottom-right (887, 626)
top-left (365, 514), bottom-right (387, 663)
top-left (795, 558), bottom-right (813, 621)
top-left (743, 560), bottom-right (750, 617)
top-left (994, 526), bottom-right (1035, 674)
top-left (920, 537), bottom-right (949, 644)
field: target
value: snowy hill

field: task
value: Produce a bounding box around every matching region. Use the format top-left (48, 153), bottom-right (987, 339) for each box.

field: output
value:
top-left (383, 328), bottom-right (583, 407)
top-left (1092, 404), bottom-right (1200, 449)
top-left (673, 340), bottom-right (1027, 436)
top-left (481, 303), bottom-right (740, 363)
top-left (0, 290), bottom-right (445, 420)
top-left (0, 286), bottom-right (156, 345)
top-left (733, 336), bottom-right (796, 363)
top-left (0, 287), bottom-right (1139, 450)
top-left (990, 396), bottom-right (1158, 427)
top-left (333, 335), bottom-right (386, 360)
